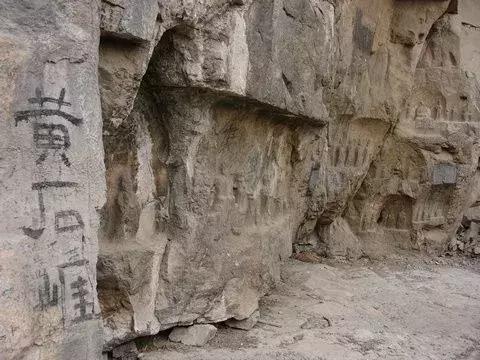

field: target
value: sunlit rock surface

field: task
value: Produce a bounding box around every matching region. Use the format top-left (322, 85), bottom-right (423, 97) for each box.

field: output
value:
top-left (0, 0), bottom-right (479, 358)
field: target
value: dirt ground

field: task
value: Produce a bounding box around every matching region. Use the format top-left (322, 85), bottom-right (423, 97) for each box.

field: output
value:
top-left (140, 256), bottom-right (480, 360)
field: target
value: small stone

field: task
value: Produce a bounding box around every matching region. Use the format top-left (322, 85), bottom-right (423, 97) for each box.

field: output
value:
top-left (231, 226), bottom-right (241, 235)
top-left (225, 310), bottom-right (260, 330)
top-left (458, 242), bottom-right (465, 251)
top-left (449, 238), bottom-right (457, 250)
top-left (169, 324), bottom-right (217, 346)
top-left (300, 316), bottom-right (331, 330)
top-left (280, 337), bottom-right (295, 346)
top-left (112, 342), bottom-right (139, 360)
top-left (293, 333), bottom-right (304, 341)
top-left (474, 246), bottom-right (480, 255)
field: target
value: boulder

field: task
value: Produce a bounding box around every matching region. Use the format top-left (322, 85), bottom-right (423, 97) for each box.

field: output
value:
top-left (225, 310), bottom-right (260, 330)
top-left (169, 325), bottom-right (217, 347)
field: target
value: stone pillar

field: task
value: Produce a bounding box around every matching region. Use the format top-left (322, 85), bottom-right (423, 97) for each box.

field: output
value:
top-left (0, 1), bottom-right (105, 358)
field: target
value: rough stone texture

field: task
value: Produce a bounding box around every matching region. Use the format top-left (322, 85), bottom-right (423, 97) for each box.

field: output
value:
top-left (1, 0), bottom-right (480, 358)
top-left (169, 324), bottom-right (218, 347)
top-left (142, 259), bottom-right (480, 360)
top-left (449, 206), bottom-right (480, 256)
top-left (112, 341), bottom-right (139, 360)
top-left (225, 309), bottom-right (260, 330)
top-left (0, 1), bottom-right (105, 359)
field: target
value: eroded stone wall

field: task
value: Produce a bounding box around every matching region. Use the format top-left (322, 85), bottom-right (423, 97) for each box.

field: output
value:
top-left (1, 0), bottom-right (480, 358)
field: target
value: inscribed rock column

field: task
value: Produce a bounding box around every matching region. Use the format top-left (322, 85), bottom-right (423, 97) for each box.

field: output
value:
top-left (0, 1), bottom-right (105, 358)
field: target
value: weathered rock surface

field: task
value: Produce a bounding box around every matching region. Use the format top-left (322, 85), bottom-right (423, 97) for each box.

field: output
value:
top-left (112, 341), bottom-right (139, 360)
top-left (0, 1), bottom-right (105, 358)
top-left (225, 309), bottom-right (260, 330)
top-left (169, 324), bottom-right (217, 346)
top-left (1, 0), bottom-right (480, 358)
top-left (142, 259), bottom-right (480, 360)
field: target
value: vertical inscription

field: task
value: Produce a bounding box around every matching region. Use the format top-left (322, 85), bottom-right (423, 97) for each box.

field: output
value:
top-left (16, 87), bottom-right (95, 325)
top-left (15, 87), bottom-right (84, 240)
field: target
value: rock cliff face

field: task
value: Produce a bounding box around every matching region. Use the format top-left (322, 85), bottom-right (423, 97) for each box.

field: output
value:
top-left (0, 0), bottom-right (479, 358)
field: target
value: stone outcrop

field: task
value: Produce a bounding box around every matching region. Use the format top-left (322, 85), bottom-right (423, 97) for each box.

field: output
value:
top-left (168, 324), bottom-right (218, 346)
top-left (0, 0), bottom-right (480, 358)
top-left (0, 1), bottom-right (104, 359)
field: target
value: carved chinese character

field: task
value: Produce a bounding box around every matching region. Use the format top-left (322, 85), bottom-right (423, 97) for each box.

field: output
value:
top-left (58, 261), bottom-right (96, 325)
top-left (70, 275), bottom-right (94, 323)
top-left (15, 88), bottom-right (82, 126)
top-left (33, 123), bottom-right (71, 166)
top-left (14, 88), bottom-right (82, 168)
top-left (55, 210), bottom-right (84, 233)
top-left (36, 269), bottom-right (59, 310)
top-left (22, 181), bottom-right (79, 239)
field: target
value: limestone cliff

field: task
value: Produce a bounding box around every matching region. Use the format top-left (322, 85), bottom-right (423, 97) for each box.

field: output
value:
top-left (0, 0), bottom-right (479, 358)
